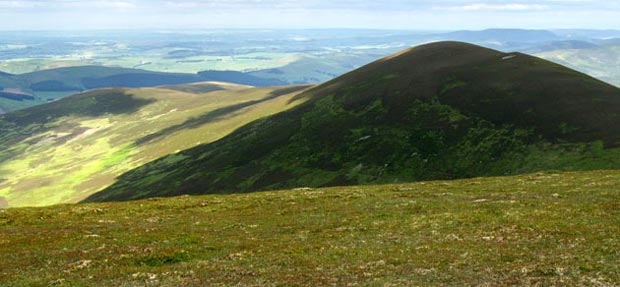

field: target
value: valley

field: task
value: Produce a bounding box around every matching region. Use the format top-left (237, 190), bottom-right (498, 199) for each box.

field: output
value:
top-left (1, 0), bottom-right (619, 284)
top-left (0, 33), bottom-right (619, 287)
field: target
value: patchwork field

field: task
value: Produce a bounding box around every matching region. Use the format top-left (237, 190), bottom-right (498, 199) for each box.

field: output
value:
top-left (1, 170), bottom-right (618, 285)
top-left (537, 44), bottom-right (620, 87)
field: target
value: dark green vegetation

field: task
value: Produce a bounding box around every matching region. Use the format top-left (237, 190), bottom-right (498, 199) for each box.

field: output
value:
top-left (2, 170), bottom-right (619, 285)
top-left (0, 66), bottom-right (286, 113)
top-left (0, 82), bottom-right (311, 207)
top-left (88, 41), bottom-right (620, 202)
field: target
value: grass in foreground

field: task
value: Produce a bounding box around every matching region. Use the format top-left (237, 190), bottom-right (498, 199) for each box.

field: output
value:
top-left (1, 170), bottom-right (619, 286)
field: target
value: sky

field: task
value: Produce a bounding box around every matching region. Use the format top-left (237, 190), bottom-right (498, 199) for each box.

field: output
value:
top-left (0, 0), bottom-right (618, 31)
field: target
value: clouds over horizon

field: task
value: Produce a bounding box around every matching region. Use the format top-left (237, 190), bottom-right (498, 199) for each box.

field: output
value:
top-left (0, 0), bottom-right (617, 30)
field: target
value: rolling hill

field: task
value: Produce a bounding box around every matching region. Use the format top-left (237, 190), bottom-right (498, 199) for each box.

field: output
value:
top-left (0, 66), bottom-right (288, 114)
top-left (86, 41), bottom-right (620, 203)
top-left (0, 82), bottom-right (312, 208)
top-left (524, 40), bottom-right (598, 54)
top-left (0, 66), bottom-right (201, 113)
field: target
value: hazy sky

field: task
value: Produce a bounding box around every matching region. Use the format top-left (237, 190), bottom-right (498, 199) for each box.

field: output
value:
top-left (0, 0), bottom-right (618, 30)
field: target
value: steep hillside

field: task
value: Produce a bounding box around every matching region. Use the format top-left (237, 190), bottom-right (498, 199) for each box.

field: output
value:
top-left (88, 41), bottom-right (620, 202)
top-left (0, 82), bottom-right (312, 207)
top-left (2, 170), bottom-right (620, 285)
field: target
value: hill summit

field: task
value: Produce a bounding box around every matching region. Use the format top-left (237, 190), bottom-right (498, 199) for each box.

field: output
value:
top-left (87, 41), bottom-right (620, 202)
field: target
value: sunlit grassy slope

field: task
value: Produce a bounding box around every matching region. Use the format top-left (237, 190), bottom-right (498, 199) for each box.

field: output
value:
top-left (0, 82), bottom-right (312, 207)
top-left (1, 170), bottom-right (619, 286)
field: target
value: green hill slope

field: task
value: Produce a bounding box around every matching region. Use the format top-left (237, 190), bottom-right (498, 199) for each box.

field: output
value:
top-left (87, 41), bottom-right (620, 202)
top-left (2, 170), bottom-right (620, 285)
top-left (0, 82), bottom-right (312, 207)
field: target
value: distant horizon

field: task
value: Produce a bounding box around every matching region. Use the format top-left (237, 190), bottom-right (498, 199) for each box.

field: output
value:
top-left (0, 28), bottom-right (619, 33)
top-left (0, 0), bottom-right (618, 31)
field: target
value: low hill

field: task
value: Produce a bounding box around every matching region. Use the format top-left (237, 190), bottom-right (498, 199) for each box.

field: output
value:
top-left (87, 41), bottom-right (620, 202)
top-left (524, 40), bottom-right (598, 54)
top-left (1, 170), bottom-right (619, 285)
top-left (536, 43), bottom-right (620, 86)
top-left (0, 66), bottom-right (290, 113)
top-left (0, 82), bottom-right (312, 207)
top-left (0, 66), bottom-right (205, 113)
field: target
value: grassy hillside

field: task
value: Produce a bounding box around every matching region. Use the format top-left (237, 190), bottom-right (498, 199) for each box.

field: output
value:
top-left (0, 82), bottom-right (312, 207)
top-left (88, 41), bottom-right (620, 202)
top-left (1, 170), bottom-right (619, 285)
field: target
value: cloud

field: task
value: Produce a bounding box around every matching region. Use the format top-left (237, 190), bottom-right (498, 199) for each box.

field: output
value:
top-left (0, 1), bottom-right (40, 8)
top-left (95, 1), bottom-right (136, 9)
top-left (164, 1), bottom-right (199, 8)
top-left (0, 0), bottom-right (136, 9)
top-left (437, 3), bottom-right (549, 11)
top-left (0, 0), bottom-right (617, 30)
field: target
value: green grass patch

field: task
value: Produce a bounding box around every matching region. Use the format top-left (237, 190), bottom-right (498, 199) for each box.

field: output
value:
top-left (1, 170), bottom-right (619, 285)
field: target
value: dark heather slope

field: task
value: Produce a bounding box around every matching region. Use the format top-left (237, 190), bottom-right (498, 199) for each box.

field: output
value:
top-left (85, 41), bottom-right (620, 202)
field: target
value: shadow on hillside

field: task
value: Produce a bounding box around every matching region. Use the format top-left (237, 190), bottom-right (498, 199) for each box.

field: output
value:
top-left (135, 85), bottom-right (311, 146)
top-left (0, 89), bottom-right (155, 163)
top-left (1, 89), bottom-right (155, 126)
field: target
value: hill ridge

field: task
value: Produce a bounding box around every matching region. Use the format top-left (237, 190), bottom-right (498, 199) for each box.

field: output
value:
top-left (85, 41), bottom-right (620, 202)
